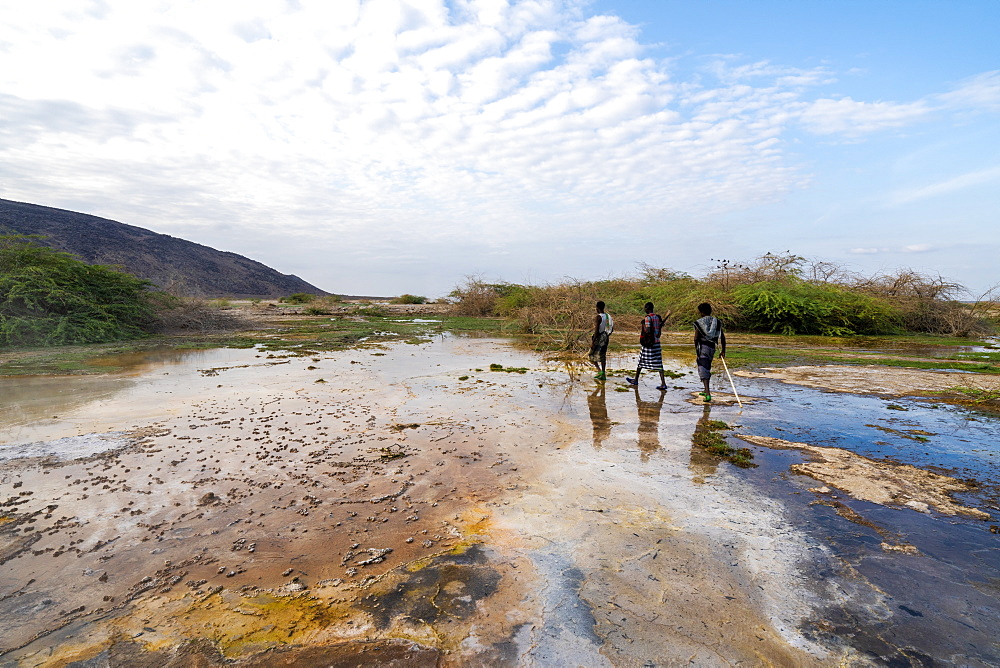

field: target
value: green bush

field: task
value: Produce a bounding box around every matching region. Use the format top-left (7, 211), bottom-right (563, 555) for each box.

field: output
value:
top-left (732, 280), bottom-right (899, 335)
top-left (0, 235), bottom-right (160, 347)
top-left (449, 253), bottom-right (988, 345)
top-left (355, 304), bottom-right (388, 317)
top-left (495, 285), bottom-right (533, 316)
top-left (282, 293), bottom-right (316, 304)
top-left (449, 279), bottom-right (528, 316)
top-left (301, 295), bottom-right (343, 315)
top-left (390, 294), bottom-right (427, 304)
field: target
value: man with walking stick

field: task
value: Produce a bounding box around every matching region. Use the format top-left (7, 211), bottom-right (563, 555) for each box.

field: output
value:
top-left (694, 303), bottom-right (726, 402)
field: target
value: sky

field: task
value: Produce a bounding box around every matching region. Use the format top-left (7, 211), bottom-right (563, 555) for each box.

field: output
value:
top-left (1, 0), bottom-right (998, 298)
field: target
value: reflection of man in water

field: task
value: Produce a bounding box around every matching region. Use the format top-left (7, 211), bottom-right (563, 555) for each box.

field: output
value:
top-left (587, 384), bottom-right (611, 449)
top-left (635, 386), bottom-right (665, 462)
top-left (689, 404), bottom-right (721, 483)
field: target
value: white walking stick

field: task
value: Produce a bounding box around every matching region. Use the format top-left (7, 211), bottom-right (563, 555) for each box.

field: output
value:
top-left (718, 355), bottom-right (743, 409)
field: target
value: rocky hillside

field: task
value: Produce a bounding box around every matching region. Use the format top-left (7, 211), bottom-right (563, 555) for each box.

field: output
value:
top-left (0, 199), bottom-right (328, 298)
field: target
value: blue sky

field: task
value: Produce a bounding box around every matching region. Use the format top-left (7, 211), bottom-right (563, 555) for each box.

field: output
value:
top-left (1, 0), bottom-right (998, 298)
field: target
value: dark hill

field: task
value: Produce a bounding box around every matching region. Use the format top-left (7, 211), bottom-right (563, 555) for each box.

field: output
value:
top-left (0, 199), bottom-right (328, 298)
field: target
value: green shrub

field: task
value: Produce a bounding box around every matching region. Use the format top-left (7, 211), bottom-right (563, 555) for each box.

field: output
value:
top-left (0, 235), bottom-right (159, 347)
top-left (732, 280), bottom-right (899, 336)
top-left (450, 278), bottom-right (528, 316)
top-left (391, 294), bottom-right (427, 304)
top-left (448, 252), bottom-right (988, 345)
top-left (355, 305), bottom-right (387, 317)
top-left (301, 295), bottom-right (343, 315)
top-left (495, 285), bottom-right (533, 316)
top-left (282, 293), bottom-right (316, 304)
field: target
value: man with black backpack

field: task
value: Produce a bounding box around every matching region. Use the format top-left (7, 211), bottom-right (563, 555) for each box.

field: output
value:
top-left (627, 302), bottom-right (670, 390)
top-left (694, 302), bottom-right (726, 402)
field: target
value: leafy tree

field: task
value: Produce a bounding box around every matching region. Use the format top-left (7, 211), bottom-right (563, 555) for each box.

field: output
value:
top-left (0, 235), bottom-right (159, 347)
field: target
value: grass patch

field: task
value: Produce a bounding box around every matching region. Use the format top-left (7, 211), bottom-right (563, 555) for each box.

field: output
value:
top-left (816, 356), bottom-right (1000, 374)
top-left (489, 363), bottom-right (528, 373)
top-left (948, 385), bottom-right (1000, 404)
top-left (719, 347), bottom-right (801, 367)
top-left (354, 305), bottom-right (388, 317)
top-left (435, 316), bottom-right (504, 332)
top-left (250, 315), bottom-right (500, 355)
top-left (953, 351), bottom-right (1000, 363)
top-left (691, 419), bottom-right (755, 467)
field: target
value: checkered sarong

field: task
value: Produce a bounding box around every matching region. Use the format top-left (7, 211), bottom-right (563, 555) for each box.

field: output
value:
top-left (638, 342), bottom-right (663, 370)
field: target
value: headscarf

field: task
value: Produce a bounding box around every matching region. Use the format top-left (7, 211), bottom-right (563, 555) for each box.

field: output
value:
top-left (695, 315), bottom-right (721, 343)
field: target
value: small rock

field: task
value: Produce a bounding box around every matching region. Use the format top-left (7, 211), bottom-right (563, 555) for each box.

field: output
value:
top-left (198, 493), bottom-right (220, 507)
top-left (904, 500), bottom-right (930, 513)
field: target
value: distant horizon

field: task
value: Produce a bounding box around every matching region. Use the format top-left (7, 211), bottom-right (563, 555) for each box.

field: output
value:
top-left (2, 1), bottom-right (997, 297)
top-left (6, 194), bottom-right (999, 303)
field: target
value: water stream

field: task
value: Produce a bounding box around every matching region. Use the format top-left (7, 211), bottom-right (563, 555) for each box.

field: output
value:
top-left (0, 336), bottom-right (997, 666)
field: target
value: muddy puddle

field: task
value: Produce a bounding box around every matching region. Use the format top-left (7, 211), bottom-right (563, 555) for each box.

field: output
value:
top-left (1, 337), bottom-right (999, 666)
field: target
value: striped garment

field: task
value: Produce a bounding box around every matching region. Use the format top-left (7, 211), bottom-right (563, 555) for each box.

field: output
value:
top-left (637, 313), bottom-right (664, 369)
top-left (638, 342), bottom-right (663, 370)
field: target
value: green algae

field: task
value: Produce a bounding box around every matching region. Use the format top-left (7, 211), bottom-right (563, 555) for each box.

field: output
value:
top-left (692, 419), bottom-right (755, 468)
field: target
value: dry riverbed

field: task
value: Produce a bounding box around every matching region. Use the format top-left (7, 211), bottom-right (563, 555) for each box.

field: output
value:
top-left (2, 333), bottom-right (998, 666)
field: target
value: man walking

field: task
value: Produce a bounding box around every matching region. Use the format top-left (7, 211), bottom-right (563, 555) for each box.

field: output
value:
top-left (694, 302), bottom-right (726, 402)
top-left (627, 302), bottom-right (669, 390)
top-left (589, 301), bottom-right (613, 380)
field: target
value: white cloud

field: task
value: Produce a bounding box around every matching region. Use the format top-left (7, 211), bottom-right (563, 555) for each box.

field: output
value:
top-left (847, 245), bottom-right (938, 256)
top-left (884, 166), bottom-right (1000, 207)
top-left (798, 97), bottom-right (931, 135)
top-left (0, 0), bottom-right (811, 241)
top-left (798, 70), bottom-right (1000, 137)
top-left (937, 70), bottom-right (1000, 112)
top-left (0, 0), bottom-right (997, 295)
